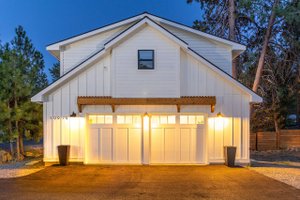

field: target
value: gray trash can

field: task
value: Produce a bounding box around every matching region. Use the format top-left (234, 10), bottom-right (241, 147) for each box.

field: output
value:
top-left (224, 146), bottom-right (236, 167)
top-left (57, 145), bottom-right (70, 166)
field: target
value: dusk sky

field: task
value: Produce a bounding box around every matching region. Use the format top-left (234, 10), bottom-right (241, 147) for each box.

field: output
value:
top-left (0, 0), bottom-right (202, 81)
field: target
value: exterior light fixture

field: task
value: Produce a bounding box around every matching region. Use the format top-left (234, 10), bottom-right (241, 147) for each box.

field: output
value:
top-left (70, 111), bottom-right (77, 117)
top-left (217, 112), bottom-right (223, 118)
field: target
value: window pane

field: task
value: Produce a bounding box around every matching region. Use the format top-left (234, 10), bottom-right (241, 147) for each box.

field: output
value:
top-left (117, 116), bottom-right (125, 124)
top-left (196, 116), bottom-right (204, 124)
top-left (180, 116), bottom-right (188, 124)
top-left (160, 116), bottom-right (168, 124)
top-left (105, 115), bottom-right (113, 124)
top-left (89, 115), bottom-right (97, 124)
top-left (139, 60), bottom-right (154, 69)
top-left (97, 115), bottom-right (105, 124)
top-left (188, 116), bottom-right (195, 124)
top-left (125, 116), bottom-right (133, 124)
top-left (168, 116), bottom-right (176, 124)
top-left (139, 50), bottom-right (153, 59)
top-left (133, 115), bottom-right (141, 127)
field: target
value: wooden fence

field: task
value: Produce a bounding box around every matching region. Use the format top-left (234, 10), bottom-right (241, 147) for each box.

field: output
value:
top-left (250, 130), bottom-right (300, 151)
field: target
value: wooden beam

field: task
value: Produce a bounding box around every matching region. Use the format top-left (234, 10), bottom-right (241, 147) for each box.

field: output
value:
top-left (176, 104), bottom-right (181, 113)
top-left (211, 104), bottom-right (215, 113)
top-left (77, 96), bottom-right (216, 113)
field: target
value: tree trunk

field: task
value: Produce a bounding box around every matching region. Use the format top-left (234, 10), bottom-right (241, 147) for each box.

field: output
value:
top-left (297, 75), bottom-right (300, 127)
top-left (228, 0), bottom-right (237, 78)
top-left (16, 128), bottom-right (20, 160)
top-left (252, 0), bottom-right (279, 92)
top-left (9, 141), bottom-right (14, 156)
top-left (14, 97), bottom-right (21, 160)
top-left (8, 103), bottom-right (14, 157)
top-left (274, 113), bottom-right (280, 149)
top-left (19, 133), bottom-right (24, 155)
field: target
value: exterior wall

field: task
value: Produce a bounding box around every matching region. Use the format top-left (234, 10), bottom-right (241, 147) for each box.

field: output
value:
top-left (180, 50), bottom-right (250, 163)
top-left (60, 24), bottom-right (133, 75)
top-left (43, 55), bottom-right (111, 161)
top-left (112, 26), bottom-right (180, 98)
top-left (162, 24), bottom-right (232, 75)
top-left (43, 26), bottom-right (250, 164)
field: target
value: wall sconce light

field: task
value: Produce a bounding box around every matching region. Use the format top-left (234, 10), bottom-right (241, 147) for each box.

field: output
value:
top-left (70, 111), bottom-right (77, 117)
top-left (217, 112), bottom-right (223, 118)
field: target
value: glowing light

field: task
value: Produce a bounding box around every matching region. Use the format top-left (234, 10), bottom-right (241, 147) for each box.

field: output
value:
top-left (143, 113), bottom-right (150, 131)
top-left (217, 112), bottom-right (224, 118)
top-left (69, 117), bottom-right (85, 132)
top-left (215, 117), bottom-right (224, 131)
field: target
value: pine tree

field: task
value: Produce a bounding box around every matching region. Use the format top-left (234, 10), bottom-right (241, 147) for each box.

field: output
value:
top-left (49, 62), bottom-right (60, 82)
top-left (188, 0), bottom-right (300, 134)
top-left (0, 26), bottom-right (48, 158)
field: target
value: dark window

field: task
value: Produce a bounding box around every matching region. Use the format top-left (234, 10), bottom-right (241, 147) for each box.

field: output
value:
top-left (138, 50), bottom-right (154, 70)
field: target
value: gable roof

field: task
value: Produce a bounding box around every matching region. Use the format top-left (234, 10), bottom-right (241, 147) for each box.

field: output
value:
top-left (32, 17), bottom-right (261, 103)
top-left (46, 12), bottom-right (246, 54)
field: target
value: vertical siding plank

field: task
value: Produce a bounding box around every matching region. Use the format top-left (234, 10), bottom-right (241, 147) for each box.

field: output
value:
top-left (52, 91), bottom-right (62, 158)
top-left (45, 101), bottom-right (53, 159)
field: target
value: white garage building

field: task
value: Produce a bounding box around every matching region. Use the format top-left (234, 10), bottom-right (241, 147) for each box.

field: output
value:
top-left (32, 12), bottom-right (262, 165)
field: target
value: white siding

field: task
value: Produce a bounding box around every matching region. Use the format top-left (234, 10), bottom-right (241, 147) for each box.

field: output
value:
top-left (113, 26), bottom-right (180, 98)
top-left (162, 24), bottom-right (232, 75)
top-left (43, 55), bottom-right (110, 162)
top-left (43, 25), bottom-right (250, 164)
top-left (180, 50), bottom-right (250, 163)
top-left (60, 24), bottom-right (133, 75)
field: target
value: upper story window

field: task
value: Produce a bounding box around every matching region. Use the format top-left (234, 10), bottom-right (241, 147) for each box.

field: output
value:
top-left (138, 50), bottom-right (154, 70)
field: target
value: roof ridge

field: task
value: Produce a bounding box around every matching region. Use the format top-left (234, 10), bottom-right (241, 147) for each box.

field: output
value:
top-left (47, 11), bottom-right (245, 49)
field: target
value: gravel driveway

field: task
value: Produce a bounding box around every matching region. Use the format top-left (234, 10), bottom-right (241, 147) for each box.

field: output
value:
top-left (250, 161), bottom-right (300, 189)
top-left (0, 157), bottom-right (44, 179)
top-left (250, 150), bottom-right (300, 189)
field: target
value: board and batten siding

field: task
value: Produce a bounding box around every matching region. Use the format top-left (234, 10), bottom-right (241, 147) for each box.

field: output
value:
top-left (112, 26), bottom-right (180, 98)
top-left (180, 50), bottom-right (250, 162)
top-left (43, 25), bottom-right (250, 163)
top-left (162, 23), bottom-right (232, 75)
top-left (43, 55), bottom-right (111, 161)
top-left (60, 23), bottom-right (133, 75)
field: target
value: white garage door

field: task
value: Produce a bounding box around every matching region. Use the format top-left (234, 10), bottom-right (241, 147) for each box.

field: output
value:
top-left (86, 115), bottom-right (142, 164)
top-left (150, 115), bottom-right (206, 164)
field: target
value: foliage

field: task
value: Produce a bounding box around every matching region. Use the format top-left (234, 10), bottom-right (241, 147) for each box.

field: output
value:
top-left (49, 62), bottom-right (60, 82)
top-left (188, 0), bottom-right (300, 131)
top-left (0, 26), bottom-right (48, 156)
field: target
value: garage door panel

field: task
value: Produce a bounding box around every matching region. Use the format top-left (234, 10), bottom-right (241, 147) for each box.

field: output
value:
top-left (151, 128), bottom-right (164, 162)
top-left (196, 125), bottom-right (205, 162)
top-left (100, 128), bottom-right (113, 161)
top-left (128, 128), bottom-right (142, 162)
top-left (150, 115), bottom-right (206, 164)
top-left (89, 128), bottom-right (99, 161)
top-left (114, 128), bottom-right (128, 162)
top-left (190, 128), bottom-right (197, 162)
top-left (180, 128), bottom-right (191, 162)
top-left (164, 128), bottom-right (178, 162)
